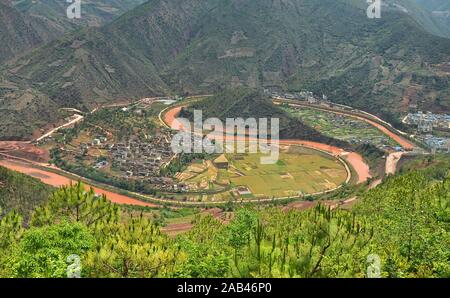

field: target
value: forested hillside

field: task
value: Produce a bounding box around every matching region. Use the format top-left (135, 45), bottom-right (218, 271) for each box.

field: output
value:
top-left (12, 0), bottom-right (147, 29)
top-left (0, 161), bottom-right (448, 278)
top-left (1, 0), bottom-right (449, 140)
top-left (0, 2), bottom-right (65, 63)
top-left (0, 166), bottom-right (52, 220)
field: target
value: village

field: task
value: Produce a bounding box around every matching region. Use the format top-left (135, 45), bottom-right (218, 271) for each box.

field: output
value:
top-left (266, 88), bottom-right (450, 154)
top-left (403, 111), bottom-right (450, 153)
top-left (78, 123), bottom-right (182, 191)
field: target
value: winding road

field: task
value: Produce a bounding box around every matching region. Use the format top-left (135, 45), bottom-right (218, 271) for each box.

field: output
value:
top-left (0, 95), bottom-right (419, 208)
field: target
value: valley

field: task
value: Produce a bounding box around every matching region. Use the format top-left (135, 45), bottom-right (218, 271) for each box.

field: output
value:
top-left (0, 0), bottom-right (448, 281)
top-left (0, 91), bottom-right (419, 209)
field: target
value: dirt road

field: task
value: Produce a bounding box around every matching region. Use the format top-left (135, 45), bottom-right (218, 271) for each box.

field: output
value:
top-left (36, 114), bottom-right (84, 142)
top-left (385, 152), bottom-right (405, 175)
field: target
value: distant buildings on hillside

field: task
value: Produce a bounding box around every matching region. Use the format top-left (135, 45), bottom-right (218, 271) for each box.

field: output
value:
top-left (404, 111), bottom-right (450, 133)
top-left (420, 135), bottom-right (450, 154)
top-left (263, 88), bottom-right (325, 104)
top-left (404, 112), bottom-right (450, 153)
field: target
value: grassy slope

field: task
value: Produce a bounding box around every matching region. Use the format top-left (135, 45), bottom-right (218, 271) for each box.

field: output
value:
top-left (0, 165), bottom-right (53, 220)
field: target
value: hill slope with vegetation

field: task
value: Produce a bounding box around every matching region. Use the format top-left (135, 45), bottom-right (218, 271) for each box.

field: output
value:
top-left (179, 88), bottom-right (349, 147)
top-left (0, 158), bottom-right (448, 277)
top-left (0, 1), bottom-right (66, 63)
top-left (414, 0), bottom-right (450, 37)
top-left (1, 0), bottom-right (449, 140)
top-left (0, 166), bottom-right (53, 220)
top-left (12, 0), bottom-right (146, 29)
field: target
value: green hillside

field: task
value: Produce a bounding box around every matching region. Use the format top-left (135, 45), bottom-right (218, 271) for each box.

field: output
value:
top-left (12, 0), bottom-right (146, 28)
top-left (0, 160), bottom-right (448, 277)
top-left (389, 0), bottom-right (450, 38)
top-left (0, 2), bottom-right (64, 63)
top-left (0, 0), bottom-right (145, 64)
top-left (0, 166), bottom-right (53, 220)
top-left (414, 0), bottom-right (450, 37)
top-left (1, 0), bottom-right (449, 139)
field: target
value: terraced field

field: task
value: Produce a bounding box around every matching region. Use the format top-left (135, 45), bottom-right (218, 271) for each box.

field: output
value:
top-left (178, 145), bottom-right (348, 200)
top-left (227, 146), bottom-right (348, 198)
top-left (283, 106), bottom-right (399, 148)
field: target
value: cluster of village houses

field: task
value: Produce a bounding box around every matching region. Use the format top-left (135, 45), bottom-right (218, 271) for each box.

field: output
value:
top-left (404, 111), bottom-right (450, 153)
top-left (264, 88), bottom-right (328, 103)
top-left (420, 135), bottom-right (450, 154)
top-left (404, 111), bottom-right (450, 133)
top-left (109, 134), bottom-right (172, 175)
top-left (80, 130), bottom-right (184, 191)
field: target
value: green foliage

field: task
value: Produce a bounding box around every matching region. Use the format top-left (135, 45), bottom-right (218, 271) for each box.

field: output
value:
top-left (84, 215), bottom-right (181, 278)
top-left (7, 222), bottom-right (94, 278)
top-left (227, 206), bottom-right (373, 278)
top-left (30, 182), bottom-right (120, 227)
top-left (0, 209), bottom-right (23, 250)
top-left (0, 166), bottom-right (53, 221)
top-left (0, 165), bottom-right (448, 278)
top-left (175, 215), bottom-right (230, 278)
top-left (355, 170), bottom-right (450, 277)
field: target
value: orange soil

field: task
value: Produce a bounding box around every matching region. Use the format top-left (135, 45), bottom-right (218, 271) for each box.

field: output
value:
top-left (339, 112), bottom-right (413, 150)
top-left (0, 159), bottom-right (159, 208)
top-left (163, 106), bottom-right (371, 184)
top-left (0, 141), bottom-right (49, 162)
top-left (161, 208), bottom-right (225, 236)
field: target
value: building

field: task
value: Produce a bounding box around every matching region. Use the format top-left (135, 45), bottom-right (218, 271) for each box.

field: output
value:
top-left (237, 186), bottom-right (252, 196)
top-left (214, 154), bottom-right (229, 169)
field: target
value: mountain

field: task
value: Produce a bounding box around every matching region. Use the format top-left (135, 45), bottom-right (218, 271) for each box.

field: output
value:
top-left (1, 0), bottom-right (449, 140)
top-left (179, 88), bottom-right (348, 146)
top-left (0, 1), bottom-right (65, 63)
top-left (413, 0), bottom-right (450, 37)
top-left (0, 0), bottom-right (146, 64)
top-left (12, 0), bottom-right (147, 28)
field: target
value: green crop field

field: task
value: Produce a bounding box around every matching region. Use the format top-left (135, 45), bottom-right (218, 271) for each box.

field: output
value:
top-left (284, 107), bottom-right (399, 148)
top-left (227, 146), bottom-right (348, 198)
top-left (177, 145), bottom-right (348, 201)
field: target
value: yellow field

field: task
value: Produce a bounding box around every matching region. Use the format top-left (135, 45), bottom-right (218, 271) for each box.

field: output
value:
top-left (177, 145), bottom-right (348, 200)
top-left (227, 146), bottom-right (347, 197)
